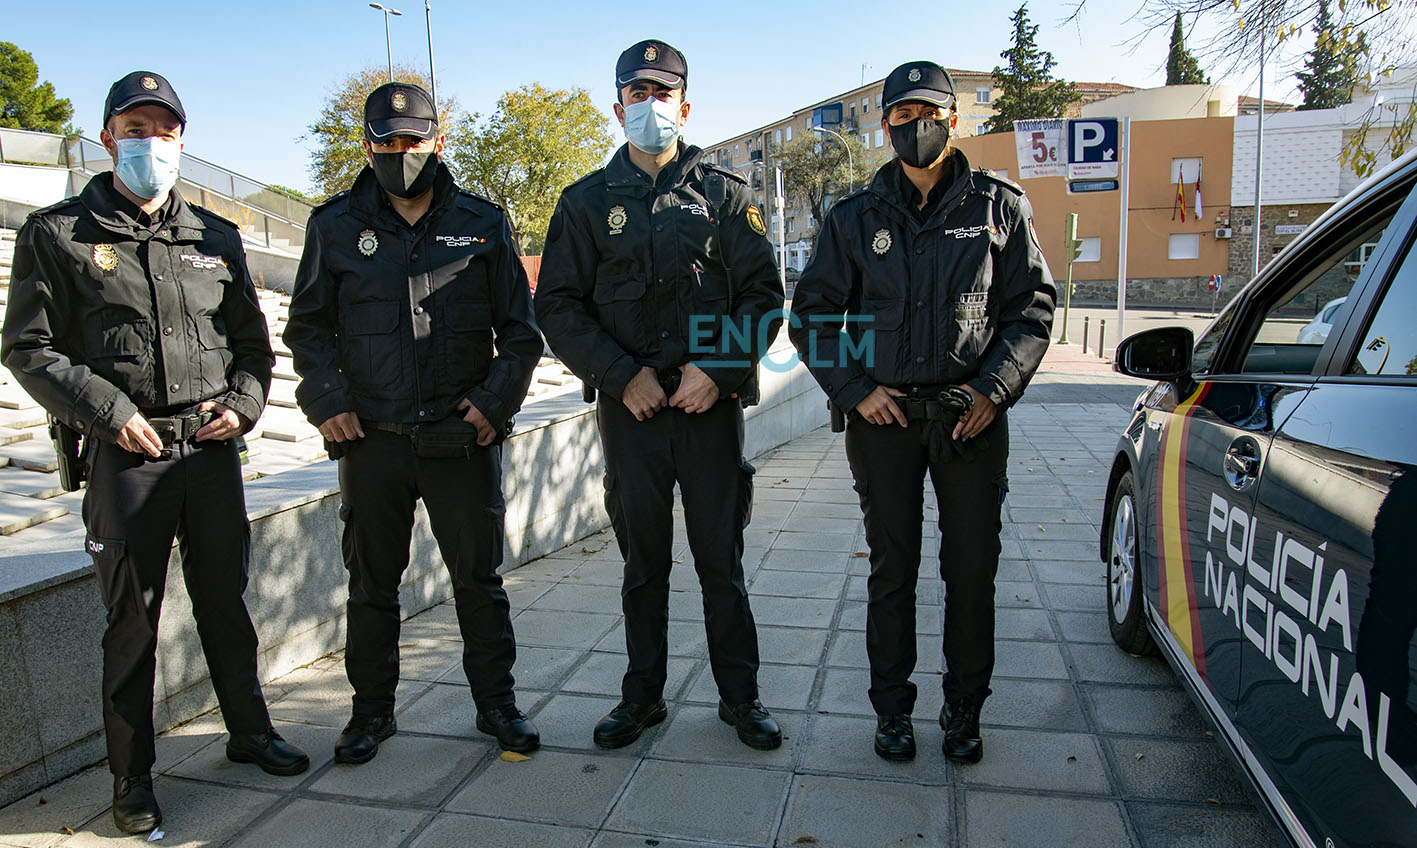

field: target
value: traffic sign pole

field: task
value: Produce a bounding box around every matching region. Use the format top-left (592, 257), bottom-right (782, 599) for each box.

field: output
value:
top-left (1116, 117), bottom-right (1130, 348)
top-left (1060, 212), bottom-right (1080, 344)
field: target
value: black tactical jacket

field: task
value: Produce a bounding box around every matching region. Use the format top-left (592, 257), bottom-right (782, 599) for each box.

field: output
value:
top-left (284, 164), bottom-right (540, 431)
top-left (1, 173), bottom-right (274, 441)
top-left (535, 142), bottom-right (784, 400)
top-left (790, 152), bottom-right (1056, 413)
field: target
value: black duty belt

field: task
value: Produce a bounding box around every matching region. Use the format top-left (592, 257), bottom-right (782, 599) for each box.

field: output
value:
top-left (144, 411), bottom-right (215, 441)
top-left (896, 385), bottom-right (973, 423)
top-left (365, 420), bottom-right (422, 436)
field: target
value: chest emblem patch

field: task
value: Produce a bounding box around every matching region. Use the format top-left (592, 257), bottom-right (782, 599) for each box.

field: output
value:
top-left (608, 206), bottom-right (627, 236)
top-left (357, 229), bottom-right (379, 257)
top-left (181, 253), bottom-right (224, 270)
top-left (746, 205), bottom-right (767, 237)
top-left (435, 235), bottom-right (485, 248)
top-left (871, 229), bottom-right (892, 255)
top-left (92, 244), bottom-right (118, 272)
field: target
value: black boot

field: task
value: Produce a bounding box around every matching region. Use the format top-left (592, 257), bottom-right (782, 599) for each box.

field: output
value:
top-left (718, 700), bottom-right (782, 750)
top-left (112, 774), bottom-right (161, 834)
top-left (593, 701), bottom-right (667, 748)
top-left (334, 714), bottom-right (396, 764)
top-left (226, 728), bottom-right (311, 776)
top-left (940, 693), bottom-right (986, 763)
top-left (873, 714), bottom-right (915, 762)
top-left (476, 704), bottom-right (541, 754)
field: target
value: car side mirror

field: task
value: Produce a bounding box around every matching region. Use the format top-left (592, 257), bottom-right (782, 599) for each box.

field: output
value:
top-left (1114, 327), bottom-right (1196, 386)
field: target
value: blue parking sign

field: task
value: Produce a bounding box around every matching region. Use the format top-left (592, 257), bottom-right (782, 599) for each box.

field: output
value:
top-left (1067, 118), bottom-right (1119, 179)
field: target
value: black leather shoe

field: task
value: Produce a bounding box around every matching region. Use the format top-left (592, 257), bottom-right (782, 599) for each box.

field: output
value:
top-left (718, 700), bottom-right (782, 750)
top-left (112, 774), bottom-right (161, 834)
top-left (593, 700), bottom-right (667, 749)
top-left (874, 714), bottom-right (916, 762)
top-left (476, 704), bottom-right (541, 753)
top-left (226, 728), bottom-right (311, 776)
top-left (941, 693), bottom-right (985, 763)
top-left (334, 714), bottom-right (396, 764)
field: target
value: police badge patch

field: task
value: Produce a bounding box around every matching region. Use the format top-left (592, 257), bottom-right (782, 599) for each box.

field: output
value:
top-left (141, 76), bottom-right (159, 91)
top-left (871, 228), bottom-right (892, 255)
top-left (746, 205), bottom-right (767, 237)
top-left (608, 206), bottom-right (627, 236)
top-left (392, 92), bottom-right (407, 112)
top-left (644, 45), bottom-right (658, 62)
top-left (908, 68), bottom-right (922, 83)
top-left (357, 229), bottom-right (379, 257)
top-left (92, 244), bottom-right (118, 272)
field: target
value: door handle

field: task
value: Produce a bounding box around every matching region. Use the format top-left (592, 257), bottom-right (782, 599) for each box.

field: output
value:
top-left (1224, 438), bottom-right (1261, 491)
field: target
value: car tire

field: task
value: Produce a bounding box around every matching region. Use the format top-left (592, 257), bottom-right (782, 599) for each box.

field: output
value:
top-left (1106, 471), bottom-right (1156, 655)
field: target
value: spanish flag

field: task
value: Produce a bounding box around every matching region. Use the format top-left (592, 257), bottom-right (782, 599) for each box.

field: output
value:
top-left (1175, 165), bottom-right (1187, 223)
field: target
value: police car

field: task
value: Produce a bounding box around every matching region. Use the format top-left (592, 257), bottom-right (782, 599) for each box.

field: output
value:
top-left (1102, 148), bottom-right (1416, 848)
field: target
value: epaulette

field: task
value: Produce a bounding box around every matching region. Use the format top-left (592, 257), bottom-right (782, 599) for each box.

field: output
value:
top-left (309, 189), bottom-right (351, 216)
top-left (702, 162), bottom-right (748, 185)
top-left (27, 195), bottom-right (82, 219)
top-left (977, 168), bottom-right (1024, 195)
top-left (189, 204), bottom-right (241, 231)
top-left (455, 188), bottom-right (504, 213)
top-left (836, 185), bottom-right (871, 205)
top-left (565, 167), bottom-right (608, 191)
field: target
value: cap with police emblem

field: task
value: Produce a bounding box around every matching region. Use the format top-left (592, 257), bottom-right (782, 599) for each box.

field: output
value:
top-left (103, 71), bottom-right (187, 128)
top-left (881, 61), bottom-right (956, 111)
top-left (615, 39), bottom-right (688, 90)
top-left (364, 82), bottom-right (437, 142)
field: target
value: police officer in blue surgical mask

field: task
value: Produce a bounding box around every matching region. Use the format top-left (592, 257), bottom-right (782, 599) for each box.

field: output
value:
top-left (2, 70), bottom-right (308, 834)
top-left (536, 40), bottom-right (786, 751)
top-left (791, 61), bottom-right (1055, 765)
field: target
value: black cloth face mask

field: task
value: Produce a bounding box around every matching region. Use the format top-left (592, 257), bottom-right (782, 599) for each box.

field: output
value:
top-left (370, 150), bottom-right (439, 198)
top-left (888, 118), bottom-right (951, 169)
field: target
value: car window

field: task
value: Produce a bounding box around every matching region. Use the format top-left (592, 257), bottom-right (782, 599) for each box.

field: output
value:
top-left (1348, 238), bottom-right (1417, 377)
top-left (1239, 219), bottom-right (1391, 375)
top-left (1191, 303), bottom-right (1237, 375)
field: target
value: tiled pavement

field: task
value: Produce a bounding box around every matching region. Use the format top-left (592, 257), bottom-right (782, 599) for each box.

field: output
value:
top-left (0, 346), bottom-right (1287, 847)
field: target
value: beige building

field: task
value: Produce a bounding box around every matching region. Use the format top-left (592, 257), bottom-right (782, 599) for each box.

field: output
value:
top-left (702, 71), bottom-right (1137, 273)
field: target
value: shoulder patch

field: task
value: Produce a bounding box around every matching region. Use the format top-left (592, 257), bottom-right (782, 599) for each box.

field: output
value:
top-left (701, 162), bottom-right (748, 185)
top-left (565, 167), bottom-right (609, 193)
top-left (27, 195), bottom-right (83, 220)
top-left (310, 189), bottom-right (351, 217)
top-left (189, 204), bottom-right (241, 232)
top-left (977, 168), bottom-right (1024, 196)
top-left (455, 188), bottom-right (505, 213)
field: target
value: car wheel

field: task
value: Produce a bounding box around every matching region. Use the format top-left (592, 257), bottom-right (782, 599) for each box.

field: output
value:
top-left (1106, 471), bottom-right (1155, 655)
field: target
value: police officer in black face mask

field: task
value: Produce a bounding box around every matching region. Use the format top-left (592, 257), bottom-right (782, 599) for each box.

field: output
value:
top-left (536, 40), bottom-right (785, 751)
top-left (790, 61), bottom-right (1055, 764)
top-left (284, 82), bottom-right (543, 763)
top-left (1, 71), bottom-right (308, 834)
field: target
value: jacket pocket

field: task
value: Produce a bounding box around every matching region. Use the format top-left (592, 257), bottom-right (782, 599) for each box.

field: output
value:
top-left (859, 299), bottom-right (905, 376)
top-left (947, 290), bottom-right (990, 363)
top-left (593, 274), bottom-right (647, 351)
top-left (440, 300), bottom-right (493, 392)
top-left (196, 315), bottom-right (235, 392)
top-left (88, 314), bottom-right (153, 397)
top-left (339, 301), bottom-right (404, 400)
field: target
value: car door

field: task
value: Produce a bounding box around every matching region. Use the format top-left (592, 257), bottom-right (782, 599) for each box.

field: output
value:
top-left (1236, 181), bottom-right (1417, 848)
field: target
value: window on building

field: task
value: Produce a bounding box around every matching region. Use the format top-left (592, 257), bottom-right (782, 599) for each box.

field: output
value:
top-left (1078, 237), bottom-right (1101, 262)
top-left (1171, 157), bottom-right (1203, 184)
top-left (1168, 233), bottom-right (1201, 260)
top-left (775, 129), bottom-right (782, 145)
top-left (787, 218), bottom-right (795, 234)
top-left (875, 94), bottom-right (882, 108)
top-left (862, 98), bottom-right (869, 113)
top-left (860, 133), bottom-right (870, 147)
top-left (874, 129), bottom-right (883, 147)
top-left (976, 87), bottom-right (990, 104)
top-left (786, 125), bottom-right (792, 141)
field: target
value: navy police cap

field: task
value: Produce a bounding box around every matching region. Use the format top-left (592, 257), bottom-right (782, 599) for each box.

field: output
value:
top-left (364, 82), bottom-right (437, 142)
top-left (104, 71), bottom-right (187, 128)
top-left (882, 62), bottom-right (956, 111)
top-left (615, 40), bottom-right (688, 90)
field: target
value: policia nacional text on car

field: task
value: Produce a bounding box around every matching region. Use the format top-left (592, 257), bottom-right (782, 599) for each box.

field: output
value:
top-left (283, 83), bottom-right (543, 763)
top-left (535, 40), bottom-right (786, 750)
top-left (0, 71), bottom-right (310, 834)
top-left (790, 62), bottom-right (1055, 764)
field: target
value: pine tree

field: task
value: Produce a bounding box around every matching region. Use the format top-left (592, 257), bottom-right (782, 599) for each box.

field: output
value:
top-left (983, 4), bottom-right (1079, 134)
top-left (1165, 12), bottom-right (1209, 85)
top-left (0, 42), bottom-right (74, 134)
top-left (1296, 0), bottom-right (1363, 111)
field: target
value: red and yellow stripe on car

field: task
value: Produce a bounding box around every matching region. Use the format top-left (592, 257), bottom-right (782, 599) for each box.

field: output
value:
top-left (1154, 384), bottom-right (1211, 680)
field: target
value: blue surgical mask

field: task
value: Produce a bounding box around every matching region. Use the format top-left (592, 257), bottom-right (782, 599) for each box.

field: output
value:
top-left (623, 98), bottom-right (682, 155)
top-left (113, 136), bottom-right (181, 199)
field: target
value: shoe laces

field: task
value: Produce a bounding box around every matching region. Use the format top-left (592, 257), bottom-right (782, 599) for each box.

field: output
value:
top-left (491, 703), bottom-right (526, 722)
top-left (116, 774), bottom-right (152, 795)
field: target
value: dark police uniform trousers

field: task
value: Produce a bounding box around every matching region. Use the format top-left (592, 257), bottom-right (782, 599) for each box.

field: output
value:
top-left (338, 429), bottom-right (514, 716)
top-left (84, 435), bottom-right (271, 777)
top-left (1, 174), bottom-right (279, 778)
top-left (597, 395), bottom-right (759, 705)
top-left (790, 154), bottom-right (1055, 716)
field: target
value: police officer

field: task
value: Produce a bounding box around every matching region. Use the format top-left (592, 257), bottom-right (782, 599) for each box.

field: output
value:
top-left (1, 71), bottom-right (308, 834)
top-left (536, 40), bottom-right (785, 750)
top-left (790, 61), bottom-right (1055, 764)
top-left (284, 82), bottom-right (542, 763)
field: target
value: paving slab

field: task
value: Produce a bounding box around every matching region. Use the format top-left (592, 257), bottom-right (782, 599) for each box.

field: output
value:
top-left (225, 798), bottom-right (426, 848)
top-left (447, 749), bottom-right (635, 827)
top-left (963, 790), bottom-right (1132, 848)
top-left (604, 760), bottom-right (790, 845)
top-left (779, 773), bottom-right (952, 848)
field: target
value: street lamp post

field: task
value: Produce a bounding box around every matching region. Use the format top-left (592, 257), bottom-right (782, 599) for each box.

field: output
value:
top-left (369, 3), bottom-right (403, 82)
top-left (424, 0), bottom-right (437, 111)
top-left (810, 125), bottom-right (854, 194)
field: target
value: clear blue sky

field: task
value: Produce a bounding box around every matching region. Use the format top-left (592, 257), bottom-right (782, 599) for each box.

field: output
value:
top-left (9, 0), bottom-right (1321, 193)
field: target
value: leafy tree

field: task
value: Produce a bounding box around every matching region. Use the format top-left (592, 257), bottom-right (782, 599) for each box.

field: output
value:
top-left (1296, 0), bottom-right (1363, 110)
top-left (306, 65), bottom-right (457, 200)
top-left (1166, 12), bottom-right (1210, 84)
top-left (446, 84), bottom-right (613, 253)
top-left (0, 42), bottom-right (74, 134)
top-left (266, 184), bottom-right (312, 202)
top-left (772, 132), bottom-right (876, 245)
top-left (982, 4), bottom-right (1078, 134)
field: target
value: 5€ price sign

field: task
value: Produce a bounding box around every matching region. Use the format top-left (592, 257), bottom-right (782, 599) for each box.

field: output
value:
top-left (1013, 119), bottom-right (1066, 180)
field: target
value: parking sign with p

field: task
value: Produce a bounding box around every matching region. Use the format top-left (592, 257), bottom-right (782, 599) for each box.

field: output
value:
top-left (1067, 118), bottom-right (1119, 179)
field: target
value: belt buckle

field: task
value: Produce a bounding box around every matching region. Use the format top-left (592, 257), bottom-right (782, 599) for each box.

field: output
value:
top-left (149, 420), bottom-right (177, 459)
